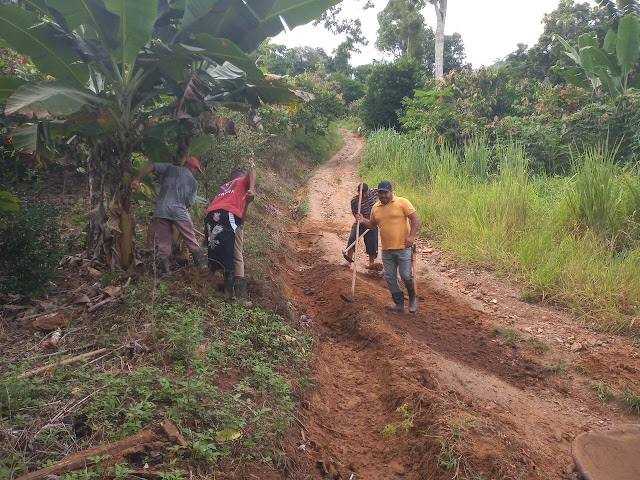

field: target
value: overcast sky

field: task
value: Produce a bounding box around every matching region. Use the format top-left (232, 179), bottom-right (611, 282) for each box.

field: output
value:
top-left (273, 0), bottom-right (565, 68)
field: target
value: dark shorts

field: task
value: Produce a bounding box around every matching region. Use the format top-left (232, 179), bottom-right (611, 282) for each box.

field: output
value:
top-left (205, 209), bottom-right (242, 273)
top-left (347, 223), bottom-right (378, 256)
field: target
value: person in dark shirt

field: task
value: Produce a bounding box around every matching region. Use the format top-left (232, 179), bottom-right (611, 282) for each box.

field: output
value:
top-left (131, 157), bottom-right (206, 274)
top-left (343, 183), bottom-right (379, 269)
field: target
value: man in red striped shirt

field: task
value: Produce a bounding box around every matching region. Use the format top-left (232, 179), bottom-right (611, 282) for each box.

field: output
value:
top-left (343, 183), bottom-right (379, 268)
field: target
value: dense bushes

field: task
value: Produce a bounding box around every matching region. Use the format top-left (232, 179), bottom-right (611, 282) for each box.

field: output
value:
top-left (0, 203), bottom-right (64, 297)
top-left (399, 67), bottom-right (640, 172)
top-left (361, 57), bottom-right (423, 131)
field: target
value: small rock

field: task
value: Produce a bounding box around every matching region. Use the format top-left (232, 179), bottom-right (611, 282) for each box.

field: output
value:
top-left (425, 248), bottom-right (434, 253)
top-left (570, 343), bottom-right (584, 352)
top-left (490, 298), bottom-right (498, 304)
top-left (303, 288), bottom-right (315, 296)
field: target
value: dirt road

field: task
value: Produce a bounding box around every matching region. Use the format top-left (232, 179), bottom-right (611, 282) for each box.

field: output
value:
top-left (279, 130), bottom-right (639, 479)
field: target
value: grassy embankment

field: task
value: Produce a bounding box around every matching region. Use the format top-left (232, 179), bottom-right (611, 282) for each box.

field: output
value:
top-left (0, 124), bottom-right (343, 478)
top-left (361, 129), bottom-right (640, 333)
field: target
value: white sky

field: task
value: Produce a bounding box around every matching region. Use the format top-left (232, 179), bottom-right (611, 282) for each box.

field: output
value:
top-left (274, 0), bottom-right (565, 68)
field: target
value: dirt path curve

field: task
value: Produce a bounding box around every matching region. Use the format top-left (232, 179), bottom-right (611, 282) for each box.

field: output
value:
top-left (280, 130), bottom-right (639, 480)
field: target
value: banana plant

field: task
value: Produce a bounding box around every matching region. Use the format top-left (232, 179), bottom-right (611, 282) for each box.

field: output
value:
top-left (553, 13), bottom-right (640, 98)
top-left (0, 0), bottom-right (340, 269)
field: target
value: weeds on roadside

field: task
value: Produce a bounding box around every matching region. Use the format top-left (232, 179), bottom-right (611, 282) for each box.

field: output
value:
top-left (492, 327), bottom-right (522, 341)
top-left (543, 361), bottom-right (566, 374)
top-left (525, 336), bottom-right (549, 353)
top-left (381, 403), bottom-right (414, 436)
top-left (620, 385), bottom-right (640, 414)
top-left (436, 440), bottom-right (460, 471)
top-left (297, 196), bottom-right (310, 221)
top-left (591, 382), bottom-right (616, 403)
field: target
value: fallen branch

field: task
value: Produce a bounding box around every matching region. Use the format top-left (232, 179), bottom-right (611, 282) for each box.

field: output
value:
top-left (87, 297), bottom-right (117, 312)
top-left (16, 426), bottom-right (163, 480)
top-left (18, 348), bottom-right (110, 379)
top-left (286, 231), bottom-right (324, 236)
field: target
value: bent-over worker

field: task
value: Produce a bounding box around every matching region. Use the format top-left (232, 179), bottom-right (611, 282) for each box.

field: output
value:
top-left (204, 168), bottom-right (256, 300)
top-left (131, 157), bottom-right (206, 274)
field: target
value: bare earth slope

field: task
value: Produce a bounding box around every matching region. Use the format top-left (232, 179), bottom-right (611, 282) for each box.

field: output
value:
top-left (278, 130), bottom-right (639, 480)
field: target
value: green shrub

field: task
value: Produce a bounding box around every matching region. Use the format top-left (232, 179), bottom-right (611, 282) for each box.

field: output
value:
top-left (362, 57), bottom-right (423, 131)
top-left (0, 202), bottom-right (64, 297)
top-left (566, 142), bottom-right (625, 239)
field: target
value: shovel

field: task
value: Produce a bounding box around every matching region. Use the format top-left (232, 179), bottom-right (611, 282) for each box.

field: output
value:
top-left (340, 184), bottom-right (364, 302)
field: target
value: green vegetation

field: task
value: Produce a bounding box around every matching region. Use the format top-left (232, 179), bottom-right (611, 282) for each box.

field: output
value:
top-left (380, 403), bottom-right (414, 436)
top-left (591, 381), bottom-right (616, 403)
top-left (491, 327), bottom-right (522, 341)
top-left (436, 440), bottom-right (460, 471)
top-left (543, 361), bottom-right (567, 374)
top-left (293, 123), bottom-right (344, 165)
top-left (0, 202), bottom-right (63, 296)
top-left (621, 385), bottom-right (640, 414)
top-left (0, 283), bottom-right (311, 477)
top-left (361, 130), bottom-right (640, 332)
top-left (362, 58), bottom-right (424, 131)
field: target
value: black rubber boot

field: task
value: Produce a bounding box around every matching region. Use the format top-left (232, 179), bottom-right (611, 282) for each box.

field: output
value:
top-left (192, 250), bottom-right (207, 269)
top-left (385, 292), bottom-right (404, 313)
top-left (407, 286), bottom-right (417, 313)
top-left (233, 276), bottom-right (253, 307)
top-left (160, 257), bottom-right (170, 274)
top-left (223, 271), bottom-right (234, 300)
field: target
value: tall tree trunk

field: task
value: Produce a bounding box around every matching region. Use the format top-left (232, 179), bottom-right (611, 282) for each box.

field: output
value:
top-left (432, 0), bottom-right (448, 81)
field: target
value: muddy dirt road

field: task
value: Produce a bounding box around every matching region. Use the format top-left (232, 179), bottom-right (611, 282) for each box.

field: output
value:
top-left (279, 130), bottom-right (639, 480)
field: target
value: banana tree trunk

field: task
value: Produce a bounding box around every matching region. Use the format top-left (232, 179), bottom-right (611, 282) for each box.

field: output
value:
top-left (86, 144), bottom-right (107, 260)
top-left (432, 0), bottom-right (447, 81)
top-left (106, 149), bottom-right (135, 270)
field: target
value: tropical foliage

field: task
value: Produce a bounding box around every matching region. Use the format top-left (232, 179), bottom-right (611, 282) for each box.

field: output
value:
top-left (0, 0), bottom-right (340, 268)
top-left (554, 13), bottom-right (640, 97)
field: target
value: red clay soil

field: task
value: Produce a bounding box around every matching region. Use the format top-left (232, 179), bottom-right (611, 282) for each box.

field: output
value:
top-left (275, 130), bottom-right (640, 480)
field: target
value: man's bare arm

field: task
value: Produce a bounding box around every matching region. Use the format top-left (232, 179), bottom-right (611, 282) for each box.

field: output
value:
top-left (131, 163), bottom-right (155, 191)
top-left (405, 211), bottom-right (420, 247)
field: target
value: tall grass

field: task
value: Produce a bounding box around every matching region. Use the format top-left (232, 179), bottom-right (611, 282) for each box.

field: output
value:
top-left (361, 129), bottom-right (640, 333)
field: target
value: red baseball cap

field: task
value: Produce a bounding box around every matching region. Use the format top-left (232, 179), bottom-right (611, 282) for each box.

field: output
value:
top-left (184, 156), bottom-right (203, 173)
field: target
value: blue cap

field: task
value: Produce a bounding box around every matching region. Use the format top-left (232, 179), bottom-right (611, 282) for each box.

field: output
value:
top-left (377, 180), bottom-right (392, 191)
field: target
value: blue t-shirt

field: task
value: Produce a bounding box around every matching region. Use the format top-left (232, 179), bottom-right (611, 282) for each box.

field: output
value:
top-left (153, 163), bottom-right (197, 222)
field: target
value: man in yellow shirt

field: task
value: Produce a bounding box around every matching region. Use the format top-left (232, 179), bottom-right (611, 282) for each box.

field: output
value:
top-left (357, 180), bottom-right (420, 313)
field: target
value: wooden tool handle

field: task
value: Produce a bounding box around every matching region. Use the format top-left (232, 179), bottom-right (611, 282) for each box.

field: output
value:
top-left (351, 184), bottom-right (364, 298)
top-left (412, 244), bottom-right (418, 297)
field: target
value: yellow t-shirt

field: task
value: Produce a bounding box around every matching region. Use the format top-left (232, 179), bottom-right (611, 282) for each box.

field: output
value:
top-left (370, 195), bottom-right (416, 250)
